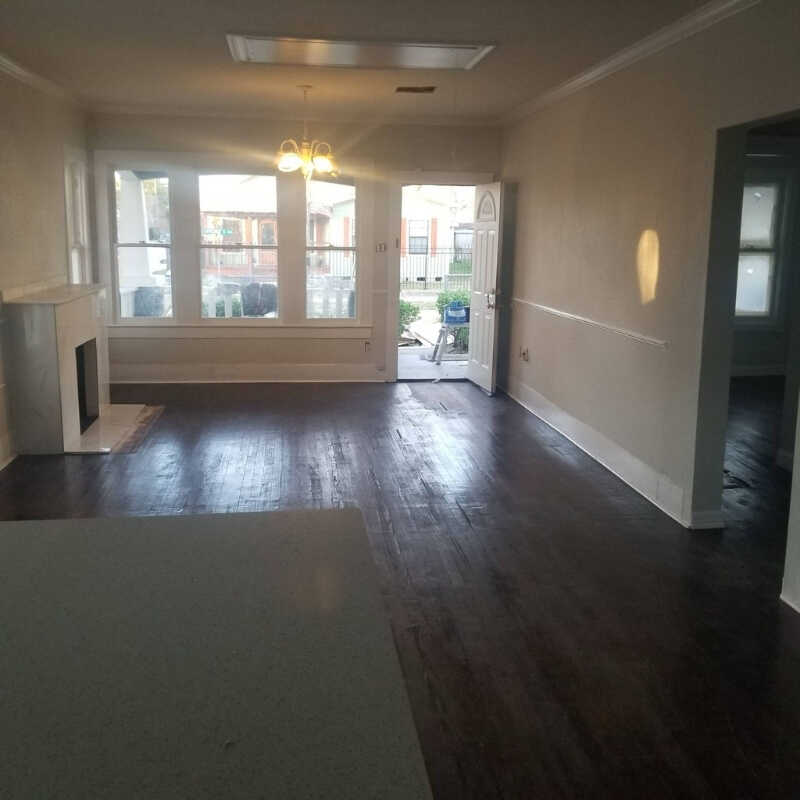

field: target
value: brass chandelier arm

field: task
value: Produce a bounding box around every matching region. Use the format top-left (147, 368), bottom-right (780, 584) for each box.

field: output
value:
top-left (275, 87), bottom-right (337, 178)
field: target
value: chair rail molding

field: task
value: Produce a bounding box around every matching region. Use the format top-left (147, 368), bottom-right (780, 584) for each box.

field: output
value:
top-left (511, 297), bottom-right (668, 349)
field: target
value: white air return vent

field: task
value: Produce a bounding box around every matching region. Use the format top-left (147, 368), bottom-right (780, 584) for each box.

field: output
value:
top-left (227, 35), bottom-right (494, 71)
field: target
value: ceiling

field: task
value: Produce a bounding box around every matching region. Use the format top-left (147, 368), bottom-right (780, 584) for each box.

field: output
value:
top-left (0, 0), bottom-right (710, 124)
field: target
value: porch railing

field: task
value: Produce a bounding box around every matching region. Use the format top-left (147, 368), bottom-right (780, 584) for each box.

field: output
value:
top-left (400, 249), bottom-right (472, 291)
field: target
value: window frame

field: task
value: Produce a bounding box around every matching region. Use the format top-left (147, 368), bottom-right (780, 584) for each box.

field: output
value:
top-left (304, 177), bottom-right (359, 321)
top-left (197, 171), bottom-right (281, 321)
top-left (110, 166), bottom-right (175, 322)
top-left (96, 151), bottom-right (371, 330)
top-left (406, 219), bottom-right (429, 255)
top-left (64, 150), bottom-right (92, 285)
top-left (734, 170), bottom-right (792, 327)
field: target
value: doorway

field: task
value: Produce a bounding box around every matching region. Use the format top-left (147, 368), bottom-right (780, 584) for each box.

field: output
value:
top-left (397, 184), bottom-right (476, 380)
top-left (695, 114), bottom-right (800, 533)
top-left (723, 120), bottom-right (799, 529)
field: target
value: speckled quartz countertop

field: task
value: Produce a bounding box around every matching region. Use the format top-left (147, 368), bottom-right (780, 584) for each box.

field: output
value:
top-left (0, 508), bottom-right (432, 799)
top-left (3, 283), bottom-right (104, 304)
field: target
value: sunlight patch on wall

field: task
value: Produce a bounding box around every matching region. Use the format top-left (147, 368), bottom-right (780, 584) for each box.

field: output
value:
top-left (636, 229), bottom-right (660, 305)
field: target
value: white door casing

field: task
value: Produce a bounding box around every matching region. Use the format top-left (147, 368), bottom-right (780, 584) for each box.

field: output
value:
top-left (467, 182), bottom-right (503, 393)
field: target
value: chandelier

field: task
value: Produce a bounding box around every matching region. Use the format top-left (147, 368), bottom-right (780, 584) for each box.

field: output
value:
top-left (277, 86), bottom-right (337, 180)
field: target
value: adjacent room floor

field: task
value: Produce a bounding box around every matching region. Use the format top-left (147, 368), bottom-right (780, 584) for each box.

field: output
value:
top-left (0, 380), bottom-right (798, 798)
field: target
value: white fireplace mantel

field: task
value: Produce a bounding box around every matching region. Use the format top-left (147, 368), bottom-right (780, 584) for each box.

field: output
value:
top-left (4, 284), bottom-right (144, 454)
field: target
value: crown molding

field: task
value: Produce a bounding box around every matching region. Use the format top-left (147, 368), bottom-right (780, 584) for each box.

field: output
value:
top-left (0, 51), bottom-right (76, 102)
top-left (504, 0), bottom-right (762, 125)
top-left (89, 102), bottom-right (500, 128)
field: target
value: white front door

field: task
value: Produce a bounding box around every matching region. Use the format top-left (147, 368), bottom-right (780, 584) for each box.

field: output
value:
top-left (467, 182), bottom-right (503, 393)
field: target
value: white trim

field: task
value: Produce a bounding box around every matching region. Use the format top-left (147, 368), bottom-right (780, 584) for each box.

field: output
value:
top-left (0, 452), bottom-right (16, 473)
top-left (504, 375), bottom-right (689, 526)
top-left (780, 593), bottom-right (800, 616)
top-left (504, 0), bottom-right (761, 123)
top-left (107, 324), bottom-right (371, 339)
top-left (777, 448), bottom-right (794, 471)
top-left (91, 103), bottom-right (497, 128)
top-left (0, 51), bottom-right (73, 100)
top-left (512, 297), bottom-right (668, 349)
top-left (689, 509), bottom-right (726, 529)
top-left (111, 362), bottom-right (387, 383)
top-left (730, 363), bottom-right (786, 377)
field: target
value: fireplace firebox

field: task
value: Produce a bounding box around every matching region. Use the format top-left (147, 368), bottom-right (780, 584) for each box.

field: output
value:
top-left (75, 338), bottom-right (99, 433)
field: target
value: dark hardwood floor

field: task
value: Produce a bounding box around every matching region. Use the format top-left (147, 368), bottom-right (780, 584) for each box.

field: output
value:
top-left (0, 379), bottom-right (798, 799)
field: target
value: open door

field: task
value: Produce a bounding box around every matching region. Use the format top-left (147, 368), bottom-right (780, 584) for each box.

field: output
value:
top-left (468, 182), bottom-right (504, 393)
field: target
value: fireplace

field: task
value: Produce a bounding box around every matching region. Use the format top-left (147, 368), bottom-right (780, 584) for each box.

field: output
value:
top-left (75, 338), bottom-right (99, 433)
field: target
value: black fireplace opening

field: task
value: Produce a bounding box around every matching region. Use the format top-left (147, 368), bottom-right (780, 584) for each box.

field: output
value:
top-left (75, 339), bottom-right (99, 434)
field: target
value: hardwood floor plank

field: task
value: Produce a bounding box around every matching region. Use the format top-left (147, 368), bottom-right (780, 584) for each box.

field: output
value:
top-left (0, 379), bottom-right (797, 798)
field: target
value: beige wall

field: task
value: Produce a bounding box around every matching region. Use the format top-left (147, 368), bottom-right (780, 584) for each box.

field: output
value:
top-left (89, 113), bottom-right (500, 383)
top-left (0, 73), bottom-right (86, 461)
top-left (501, 0), bottom-right (800, 525)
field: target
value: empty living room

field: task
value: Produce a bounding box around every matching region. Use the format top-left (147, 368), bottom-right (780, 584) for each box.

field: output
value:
top-left (1, 0), bottom-right (800, 797)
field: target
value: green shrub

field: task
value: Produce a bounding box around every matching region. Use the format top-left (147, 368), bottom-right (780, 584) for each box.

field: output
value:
top-left (436, 290), bottom-right (470, 353)
top-left (201, 297), bottom-right (243, 317)
top-left (448, 258), bottom-right (472, 275)
top-left (398, 299), bottom-right (421, 336)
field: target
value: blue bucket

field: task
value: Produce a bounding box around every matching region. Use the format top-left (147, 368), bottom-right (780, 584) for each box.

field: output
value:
top-left (444, 301), bottom-right (469, 325)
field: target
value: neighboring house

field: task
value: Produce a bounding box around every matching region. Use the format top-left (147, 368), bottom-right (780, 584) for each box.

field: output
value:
top-left (401, 185), bottom-right (475, 288)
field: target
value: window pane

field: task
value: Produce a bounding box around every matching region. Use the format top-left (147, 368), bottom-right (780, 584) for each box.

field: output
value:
top-left (199, 175), bottom-right (277, 246)
top-left (200, 248), bottom-right (278, 318)
top-left (740, 183), bottom-right (778, 248)
top-left (117, 246), bottom-right (172, 318)
top-left (307, 180), bottom-right (356, 247)
top-left (306, 250), bottom-right (356, 319)
top-left (735, 252), bottom-right (774, 315)
top-left (114, 170), bottom-right (170, 244)
top-left (408, 236), bottom-right (428, 254)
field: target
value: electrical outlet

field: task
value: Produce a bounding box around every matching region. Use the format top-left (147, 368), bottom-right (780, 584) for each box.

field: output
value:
top-left (375, 242), bottom-right (387, 252)
top-left (519, 347), bottom-right (529, 362)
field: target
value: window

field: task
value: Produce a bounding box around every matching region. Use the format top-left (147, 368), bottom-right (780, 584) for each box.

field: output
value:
top-left (735, 182), bottom-right (781, 317)
top-left (306, 180), bottom-right (357, 319)
top-left (113, 170), bottom-right (172, 318)
top-left (65, 158), bottom-right (90, 284)
top-left (199, 174), bottom-right (278, 319)
top-left (407, 220), bottom-right (429, 254)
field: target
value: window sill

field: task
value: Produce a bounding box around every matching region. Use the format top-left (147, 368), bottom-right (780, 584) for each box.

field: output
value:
top-left (107, 322), bottom-right (372, 339)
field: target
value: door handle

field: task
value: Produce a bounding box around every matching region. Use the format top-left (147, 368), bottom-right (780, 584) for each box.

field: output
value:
top-left (486, 289), bottom-right (499, 310)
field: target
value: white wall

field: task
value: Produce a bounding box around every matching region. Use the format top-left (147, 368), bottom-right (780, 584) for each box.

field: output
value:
top-left (501, 0), bottom-right (800, 526)
top-left (89, 114), bottom-right (501, 382)
top-left (781, 395), bottom-right (800, 611)
top-left (0, 72), bottom-right (87, 462)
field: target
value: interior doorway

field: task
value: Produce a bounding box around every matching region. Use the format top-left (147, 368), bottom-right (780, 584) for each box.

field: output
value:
top-left (695, 114), bottom-right (800, 537)
top-left (722, 119), bottom-right (800, 531)
top-left (397, 184), bottom-right (476, 380)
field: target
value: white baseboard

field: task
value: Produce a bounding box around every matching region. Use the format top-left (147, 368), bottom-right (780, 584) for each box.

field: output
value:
top-left (780, 593), bottom-right (800, 616)
top-left (776, 448), bottom-right (794, 471)
top-left (111, 362), bottom-right (387, 383)
top-left (689, 509), bottom-right (725, 530)
top-left (730, 363), bottom-right (786, 377)
top-left (503, 375), bottom-right (691, 527)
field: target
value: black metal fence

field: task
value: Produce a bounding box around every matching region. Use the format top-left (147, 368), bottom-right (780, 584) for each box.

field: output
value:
top-left (400, 249), bottom-right (472, 291)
